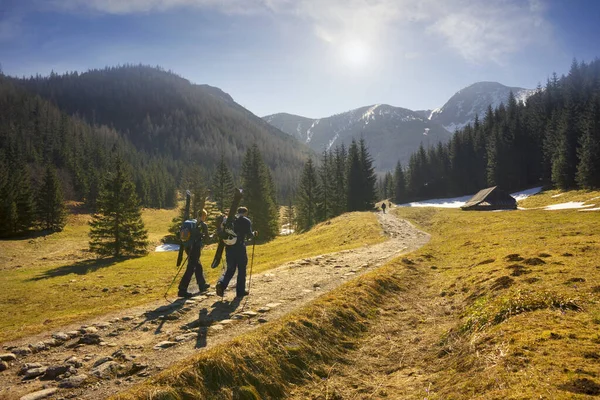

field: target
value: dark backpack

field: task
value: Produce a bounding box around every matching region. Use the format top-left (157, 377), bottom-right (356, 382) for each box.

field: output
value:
top-left (180, 219), bottom-right (201, 252)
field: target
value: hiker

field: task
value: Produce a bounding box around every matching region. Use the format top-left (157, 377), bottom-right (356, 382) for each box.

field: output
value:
top-left (215, 206), bottom-right (257, 298)
top-left (178, 209), bottom-right (210, 298)
top-left (381, 202), bottom-right (387, 214)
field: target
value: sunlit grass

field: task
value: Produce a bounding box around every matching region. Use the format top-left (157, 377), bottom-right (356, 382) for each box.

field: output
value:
top-left (519, 188), bottom-right (600, 208)
top-left (0, 210), bottom-right (383, 343)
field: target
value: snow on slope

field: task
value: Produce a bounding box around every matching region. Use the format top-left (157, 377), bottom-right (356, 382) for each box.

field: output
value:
top-left (399, 187), bottom-right (543, 208)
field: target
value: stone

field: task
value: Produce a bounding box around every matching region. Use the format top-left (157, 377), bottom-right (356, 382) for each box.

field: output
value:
top-left (258, 318), bottom-right (268, 323)
top-left (0, 361), bottom-right (8, 371)
top-left (43, 339), bottom-right (59, 348)
top-left (64, 356), bottom-right (82, 368)
top-left (174, 333), bottom-right (197, 342)
top-left (231, 315), bottom-right (244, 320)
top-left (153, 341), bottom-right (177, 350)
top-left (91, 361), bottom-right (122, 379)
top-left (131, 362), bottom-right (147, 373)
top-left (78, 333), bottom-right (101, 345)
top-left (241, 311), bottom-right (258, 317)
top-left (257, 307), bottom-right (271, 313)
top-left (265, 303), bottom-right (281, 308)
top-left (52, 332), bottom-right (70, 342)
top-left (19, 388), bottom-right (58, 400)
top-left (109, 318), bottom-right (120, 323)
top-left (58, 374), bottom-right (88, 388)
top-left (313, 283), bottom-right (321, 288)
top-left (0, 353), bottom-right (16, 361)
top-left (191, 295), bottom-right (207, 301)
top-left (121, 316), bottom-right (135, 321)
top-left (29, 342), bottom-right (48, 352)
top-left (42, 364), bottom-right (73, 380)
top-left (92, 356), bottom-right (114, 368)
top-left (361, 264), bottom-right (369, 268)
top-left (219, 319), bottom-right (234, 325)
top-left (184, 300), bottom-right (196, 305)
top-left (95, 322), bottom-right (111, 329)
top-left (209, 325), bottom-right (224, 332)
top-left (81, 326), bottom-right (98, 334)
top-left (66, 331), bottom-right (80, 338)
top-left (344, 272), bottom-right (356, 276)
top-left (83, 355), bottom-right (93, 361)
top-left (24, 366), bottom-right (47, 379)
top-left (20, 363), bottom-right (43, 374)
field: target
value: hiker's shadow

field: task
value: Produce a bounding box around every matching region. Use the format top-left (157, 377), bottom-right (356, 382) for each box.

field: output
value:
top-left (190, 297), bottom-right (241, 349)
top-left (133, 299), bottom-right (187, 334)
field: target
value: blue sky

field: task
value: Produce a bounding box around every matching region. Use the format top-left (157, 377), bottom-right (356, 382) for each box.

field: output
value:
top-left (1, 0), bottom-right (599, 118)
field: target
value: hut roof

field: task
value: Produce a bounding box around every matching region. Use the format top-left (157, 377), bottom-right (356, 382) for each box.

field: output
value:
top-left (461, 186), bottom-right (517, 210)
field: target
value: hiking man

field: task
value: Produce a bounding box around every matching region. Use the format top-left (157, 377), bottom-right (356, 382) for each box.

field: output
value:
top-left (215, 206), bottom-right (257, 298)
top-left (381, 202), bottom-right (387, 214)
top-left (178, 209), bottom-right (210, 297)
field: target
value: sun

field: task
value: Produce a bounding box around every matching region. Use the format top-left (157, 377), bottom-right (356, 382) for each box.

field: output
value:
top-left (340, 40), bottom-right (370, 68)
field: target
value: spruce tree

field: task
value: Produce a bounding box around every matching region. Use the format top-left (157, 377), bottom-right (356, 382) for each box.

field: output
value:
top-left (211, 154), bottom-right (235, 213)
top-left (37, 165), bottom-right (67, 231)
top-left (346, 140), bottom-right (363, 212)
top-left (394, 161), bottom-right (407, 204)
top-left (331, 145), bottom-right (347, 217)
top-left (14, 164), bottom-right (36, 234)
top-left (296, 158), bottom-right (318, 231)
top-left (316, 150), bottom-right (334, 222)
top-left (89, 155), bottom-right (148, 257)
top-left (241, 145), bottom-right (279, 240)
top-left (358, 138), bottom-right (377, 210)
top-left (576, 102), bottom-right (600, 188)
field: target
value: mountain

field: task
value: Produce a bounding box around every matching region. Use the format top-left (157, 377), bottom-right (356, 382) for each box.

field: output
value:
top-left (428, 81), bottom-right (536, 132)
top-left (16, 65), bottom-right (312, 200)
top-left (264, 104), bottom-right (450, 172)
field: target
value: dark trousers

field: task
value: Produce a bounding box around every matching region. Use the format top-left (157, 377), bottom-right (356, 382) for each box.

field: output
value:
top-left (219, 245), bottom-right (248, 297)
top-left (178, 244), bottom-right (206, 294)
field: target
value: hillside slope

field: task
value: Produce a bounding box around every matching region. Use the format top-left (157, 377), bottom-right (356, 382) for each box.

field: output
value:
top-left (16, 65), bottom-right (312, 198)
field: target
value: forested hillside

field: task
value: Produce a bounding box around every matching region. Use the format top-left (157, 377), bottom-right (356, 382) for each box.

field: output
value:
top-left (395, 59), bottom-right (600, 201)
top-left (17, 65), bottom-right (311, 198)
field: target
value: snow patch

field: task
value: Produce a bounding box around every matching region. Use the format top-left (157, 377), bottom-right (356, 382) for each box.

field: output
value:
top-left (580, 207), bottom-right (600, 212)
top-left (545, 202), bottom-right (596, 210)
top-left (398, 186), bottom-right (542, 208)
top-left (306, 119), bottom-right (320, 143)
top-left (551, 193), bottom-right (564, 198)
top-left (511, 186), bottom-right (543, 201)
top-left (155, 243), bottom-right (179, 252)
top-left (361, 104), bottom-right (380, 122)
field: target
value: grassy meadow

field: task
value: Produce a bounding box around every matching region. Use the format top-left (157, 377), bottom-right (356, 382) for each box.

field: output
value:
top-left (0, 208), bottom-right (384, 343)
top-left (114, 189), bottom-right (600, 400)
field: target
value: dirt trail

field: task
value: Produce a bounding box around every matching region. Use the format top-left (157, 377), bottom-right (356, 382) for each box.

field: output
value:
top-left (0, 212), bottom-right (429, 400)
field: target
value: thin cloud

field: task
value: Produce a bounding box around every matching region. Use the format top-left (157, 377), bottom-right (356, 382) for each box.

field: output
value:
top-left (44, 0), bottom-right (553, 64)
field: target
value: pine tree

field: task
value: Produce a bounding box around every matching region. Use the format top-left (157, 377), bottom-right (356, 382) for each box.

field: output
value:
top-left (296, 158), bottom-right (318, 231)
top-left (316, 150), bottom-right (334, 222)
top-left (331, 145), bottom-right (347, 217)
top-left (14, 164), bottom-right (36, 234)
top-left (89, 155), bottom-right (148, 257)
top-left (241, 144), bottom-right (279, 240)
top-left (576, 102), bottom-right (600, 188)
top-left (346, 140), bottom-right (363, 212)
top-left (359, 138), bottom-right (377, 210)
top-left (211, 154), bottom-right (235, 213)
top-left (394, 161), bottom-right (407, 204)
top-left (37, 165), bottom-right (67, 231)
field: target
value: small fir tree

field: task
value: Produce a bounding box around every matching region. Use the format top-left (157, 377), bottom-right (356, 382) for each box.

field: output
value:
top-left (296, 158), bottom-right (318, 231)
top-left (211, 154), bottom-right (235, 213)
top-left (89, 156), bottom-right (148, 257)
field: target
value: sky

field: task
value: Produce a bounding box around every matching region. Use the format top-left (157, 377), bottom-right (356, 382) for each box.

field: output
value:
top-left (1, 0), bottom-right (599, 118)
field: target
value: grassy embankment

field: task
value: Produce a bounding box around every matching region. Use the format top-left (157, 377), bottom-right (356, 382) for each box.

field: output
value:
top-left (0, 209), bottom-right (383, 343)
top-left (115, 189), bottom-right (600, 400)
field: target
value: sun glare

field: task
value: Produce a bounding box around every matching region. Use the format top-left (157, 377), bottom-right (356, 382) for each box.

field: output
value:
top-left (340, 40), bottom-right (369, 68)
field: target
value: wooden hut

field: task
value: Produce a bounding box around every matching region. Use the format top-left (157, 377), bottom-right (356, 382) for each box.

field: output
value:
top-left (461, 186), bottom-right (517, 211)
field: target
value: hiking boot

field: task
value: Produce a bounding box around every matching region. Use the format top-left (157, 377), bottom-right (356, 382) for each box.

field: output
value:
top-left (215, 282), bottom-right (224, 297)
top-left (198, 284), bottom-right (211, 293)
top-left (177, 291), bottom-right (193, 298)
top-left (235, 290), bottom-right (250, 299)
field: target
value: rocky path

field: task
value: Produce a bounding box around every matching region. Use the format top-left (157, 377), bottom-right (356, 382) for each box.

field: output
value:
top-left (0, 212), bottom-right (429, 400)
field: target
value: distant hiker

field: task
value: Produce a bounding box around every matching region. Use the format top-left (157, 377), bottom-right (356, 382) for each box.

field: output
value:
top-left (178, 209), bottom-right (210, 298)
top-left (381, 202), bottom-right (387, 214)
top-left (215, 206), bottom-right (257, 298)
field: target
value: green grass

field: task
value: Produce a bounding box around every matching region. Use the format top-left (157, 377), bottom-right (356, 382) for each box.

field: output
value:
top-left (394, 205), bottom-right (600, 399)
top-left (0, 211), bottom-right (383, 343)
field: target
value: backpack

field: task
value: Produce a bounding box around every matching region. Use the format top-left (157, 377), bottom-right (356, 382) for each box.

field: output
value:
top-left (180, 219), bottom-right (201, 251)
top-left (216, 215), bottom-right (238, 246)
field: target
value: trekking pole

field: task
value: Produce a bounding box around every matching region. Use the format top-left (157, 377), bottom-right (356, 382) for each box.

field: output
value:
top-left (242, 239), bottom-right (256, 312)
top-left (163, 253), bottom-right (188, 303)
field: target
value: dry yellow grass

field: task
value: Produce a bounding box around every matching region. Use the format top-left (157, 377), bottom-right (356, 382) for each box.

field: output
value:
top-left (111, 195), bottom-right (600, 400)
top-left (0, 210), bottom-right (383, 343)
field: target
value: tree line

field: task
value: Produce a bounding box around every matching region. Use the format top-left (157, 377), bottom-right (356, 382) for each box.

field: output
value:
top-left (381, 59), bottom-right (600, 204)
top-left (295, 138), bottom-right (377, 232)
